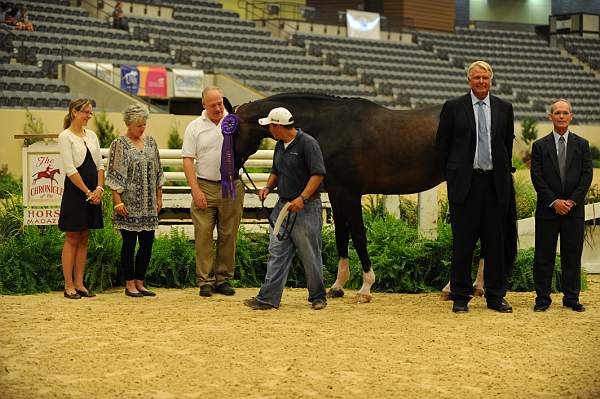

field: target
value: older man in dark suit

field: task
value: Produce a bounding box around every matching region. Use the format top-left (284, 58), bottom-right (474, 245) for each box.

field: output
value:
top-left (436, 60), bottom-right (515, 313)
top-left (530, 99), bottom-right (593, 312)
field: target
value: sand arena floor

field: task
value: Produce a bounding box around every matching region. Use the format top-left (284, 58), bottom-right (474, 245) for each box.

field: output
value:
top-left (1, 276), bottom-right (599, 399)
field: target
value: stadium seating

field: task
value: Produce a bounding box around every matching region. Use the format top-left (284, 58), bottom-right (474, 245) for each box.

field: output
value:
top-left (0, 0), bottom-right (598, 123)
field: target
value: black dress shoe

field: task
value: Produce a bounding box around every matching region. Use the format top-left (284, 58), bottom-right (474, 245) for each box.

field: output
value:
top-left (487, 298), bottom-right (513, 313)
top-left (533, 303), bottom-right (550, 312)
top-left (138, 289), bottom-right (156, 297)
top-left (564, 302), bottom-right (586, 312)
top-left (452, 301), bottom-right (469, 313)
top-left (199, 284), bottom-right (213, 297)
top-left (125, 288), bottom-right (143, 297)
top-left (215, 281), bottom-right (235, 296)
top-left (64, 290), bottom-right (81, 300)
top-left (75, 289), bottom-right (96, 298)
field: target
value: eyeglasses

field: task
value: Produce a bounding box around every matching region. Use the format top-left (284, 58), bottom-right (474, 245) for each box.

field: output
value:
top-left (552, 111), bottom-right (571, 116)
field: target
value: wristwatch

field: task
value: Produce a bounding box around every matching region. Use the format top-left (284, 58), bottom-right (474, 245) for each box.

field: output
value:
top-left (299, 194), bottom-right (308, 203)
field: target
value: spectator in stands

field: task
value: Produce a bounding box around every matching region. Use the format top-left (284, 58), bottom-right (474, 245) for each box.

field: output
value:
top-left (112, 1), bottom-right (128, 31)
top-left (15, 6), bottom-right (33, 31)
top-left (530, 99), bottom-right (592, 312)
top-left (2, 5), bottom-right (18, 27)
top-left (244, 107), bottom-right (328, 311)
top-left (58, 98), bottom-right (104, 299)
top-left (182, 86), bottom-right (244, 297)
top-left (436, 60), bottom-right (515, 313)
top-left (106, 104), bottom-right (164, 298)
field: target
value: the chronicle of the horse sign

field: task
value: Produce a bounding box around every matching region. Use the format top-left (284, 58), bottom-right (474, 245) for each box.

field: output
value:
top-left (22, 141), bottom-right (66, 225)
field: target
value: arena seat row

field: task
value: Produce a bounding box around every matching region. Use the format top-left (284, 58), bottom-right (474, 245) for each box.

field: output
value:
top-left (560, 35), bottom-right (600, 71)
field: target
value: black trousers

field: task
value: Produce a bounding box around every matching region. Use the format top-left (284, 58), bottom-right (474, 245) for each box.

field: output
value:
top-left (120, 229), bottom-right (155, 281)
top-left (449, 172), bottom-right (508, 302)
top-left (533, 216), bottom-right (584, 306)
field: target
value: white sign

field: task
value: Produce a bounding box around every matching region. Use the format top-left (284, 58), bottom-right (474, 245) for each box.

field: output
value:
top-left (555, 18), bottom-right (572, 31)
top-left (75, 61), bottom-right (114, 84)
top-left (173, 68), bottom-right (204, 98)
top-left (346, 9), bottom-right (381, 40)
top-left (22, 141), bottom-right (66, 225)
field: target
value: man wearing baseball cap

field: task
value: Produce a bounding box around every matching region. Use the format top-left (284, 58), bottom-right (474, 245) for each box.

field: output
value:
top-left (244, 107), bottom-right (328, 310)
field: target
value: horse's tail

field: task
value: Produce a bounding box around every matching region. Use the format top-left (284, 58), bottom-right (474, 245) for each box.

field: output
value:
top-left (504, 175), bottom-right (518, 282)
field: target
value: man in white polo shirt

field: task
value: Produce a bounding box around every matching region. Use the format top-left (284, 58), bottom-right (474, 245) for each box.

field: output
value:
top-left (182, 86), bottom-right (244, 297)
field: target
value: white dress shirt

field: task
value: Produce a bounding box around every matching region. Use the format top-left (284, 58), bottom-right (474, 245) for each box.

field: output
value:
top-left (57, 128), bottom-right (104, 176)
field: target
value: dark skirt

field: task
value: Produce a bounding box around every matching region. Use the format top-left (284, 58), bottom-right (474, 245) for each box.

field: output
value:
top-left (58, 148), bottom-right (103, 232)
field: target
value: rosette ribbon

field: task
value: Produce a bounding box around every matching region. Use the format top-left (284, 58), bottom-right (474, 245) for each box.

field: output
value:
top-left (220, 114), bottom-right (239, 199)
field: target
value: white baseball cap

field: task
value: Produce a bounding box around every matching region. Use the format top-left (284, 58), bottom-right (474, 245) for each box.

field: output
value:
top-left (258, 107), bottom-right (294, 126)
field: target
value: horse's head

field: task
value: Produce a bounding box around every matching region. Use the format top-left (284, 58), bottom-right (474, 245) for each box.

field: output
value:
top-left (233, 100), bottom-right (271, 166)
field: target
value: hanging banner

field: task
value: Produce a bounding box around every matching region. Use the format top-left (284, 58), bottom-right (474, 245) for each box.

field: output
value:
top-left (138, 65), bottom-right (167, 97)
top-left (22, 141), bottom-right (66, 225)
top-left (346, 9), bottom-right (381, 40)
top-left (120, 64), bottom-right (139, 95)
top-left (173, 68), bottom-right (204, 98)
top-left (75, 61), bottom-right (114, 84)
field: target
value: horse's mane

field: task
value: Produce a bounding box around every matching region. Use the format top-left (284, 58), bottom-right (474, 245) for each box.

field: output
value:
top-left (266, 92), bottom-right (375, 104)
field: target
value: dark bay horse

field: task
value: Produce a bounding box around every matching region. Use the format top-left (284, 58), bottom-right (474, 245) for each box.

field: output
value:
top-left (234, 93), bottom-right (444, 301)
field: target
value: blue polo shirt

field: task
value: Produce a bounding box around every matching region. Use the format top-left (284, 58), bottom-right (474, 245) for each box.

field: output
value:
top-left (271, 129), bottom-right (325, 200)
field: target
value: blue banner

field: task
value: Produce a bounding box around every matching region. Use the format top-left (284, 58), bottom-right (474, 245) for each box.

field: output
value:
top-left (120, 65), bottom-right (139, 95)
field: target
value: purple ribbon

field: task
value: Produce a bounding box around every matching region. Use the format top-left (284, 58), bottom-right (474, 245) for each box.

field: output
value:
top-left (220, 114), bottom-right (239, 199)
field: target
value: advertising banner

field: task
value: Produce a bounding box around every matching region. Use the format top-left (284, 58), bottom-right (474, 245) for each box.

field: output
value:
top-left (75, 61), bottom-right (114, 84)
top-left (120, 64), bottom-right (139, 95)
top-left (346, 9), bottom-right (381, 40)
top-left (22, 141), bottom-right (66, 225)
top-left (138, 65), bottom-right (167, 97)
top-left (173, 68), bottom-right (204, 98)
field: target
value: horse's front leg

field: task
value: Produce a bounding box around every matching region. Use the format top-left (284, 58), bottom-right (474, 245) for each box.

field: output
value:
top-left (344, 193), bottom-right (375, 303)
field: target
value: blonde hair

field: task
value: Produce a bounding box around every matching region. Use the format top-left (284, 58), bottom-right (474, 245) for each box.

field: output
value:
top-left (63, 98), bottom-right (94, 129)
top-left (467, 60), bottom-right (494, 80)
top-left (123, 104), bottom-right (149, 125)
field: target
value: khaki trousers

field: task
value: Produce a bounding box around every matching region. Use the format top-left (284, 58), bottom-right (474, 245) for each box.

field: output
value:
top-left (190, 179), bottom-right (244, 286)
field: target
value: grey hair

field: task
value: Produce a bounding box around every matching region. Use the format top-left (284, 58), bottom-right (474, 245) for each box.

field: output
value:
top-left (467, 60), bottom-right (494, 80)
top-left (549, 98), bottom-right (572, 114)
top-left (123, 104), bottom-right (149, 125)
top-left (202, 86), bottom-right (223, 100)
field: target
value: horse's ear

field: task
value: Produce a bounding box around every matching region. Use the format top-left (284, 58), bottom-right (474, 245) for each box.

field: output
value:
top-left (223, 97), bottom-right (234, 114)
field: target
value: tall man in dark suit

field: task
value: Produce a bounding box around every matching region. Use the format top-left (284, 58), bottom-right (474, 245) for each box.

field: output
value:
top-left (436, 60), bottom-right (515, 313)
top-left (530, 99), bottom-right (592, 312)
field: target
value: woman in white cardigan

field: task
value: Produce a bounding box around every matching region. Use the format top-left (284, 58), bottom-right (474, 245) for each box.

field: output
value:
top-left (57, 98), bottom-right (104, 299)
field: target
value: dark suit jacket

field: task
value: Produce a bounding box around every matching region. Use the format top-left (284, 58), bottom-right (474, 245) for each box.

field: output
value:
top-left (530, 132), bottom-right (593, 219)
top-left (436, 92), bottom-right (515, 205)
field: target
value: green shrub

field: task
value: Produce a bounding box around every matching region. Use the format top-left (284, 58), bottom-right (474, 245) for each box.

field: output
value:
top-left (168, 124), bottom-right (183, 149)
top-left (513, 175), bottom-right (537, 219)
top-left (146, 227), bottom-right (196, 288)
top-left (0, 167), bottom-right (22, 198)
top-left (94, 111), bottom-right (118, 148)
top-left (511, 247), bottom-right (587, 292)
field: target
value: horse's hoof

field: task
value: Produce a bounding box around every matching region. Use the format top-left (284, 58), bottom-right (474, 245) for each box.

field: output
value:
top-left (327, 288), bottom-right (344, 298)
top-left (353, 293), bottom-right (372, 304)
top-left (473, 288), bottom-right (484, 297)
top-left (440, 291), bottom-right (451, 301)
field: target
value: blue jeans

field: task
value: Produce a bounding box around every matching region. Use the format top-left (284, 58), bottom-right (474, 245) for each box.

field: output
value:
top-left (256, 198), bottom-right (326, 307)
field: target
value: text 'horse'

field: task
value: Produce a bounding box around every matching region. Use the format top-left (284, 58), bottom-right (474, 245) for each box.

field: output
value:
top-left (234, 93), bottom-right (444, 301)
